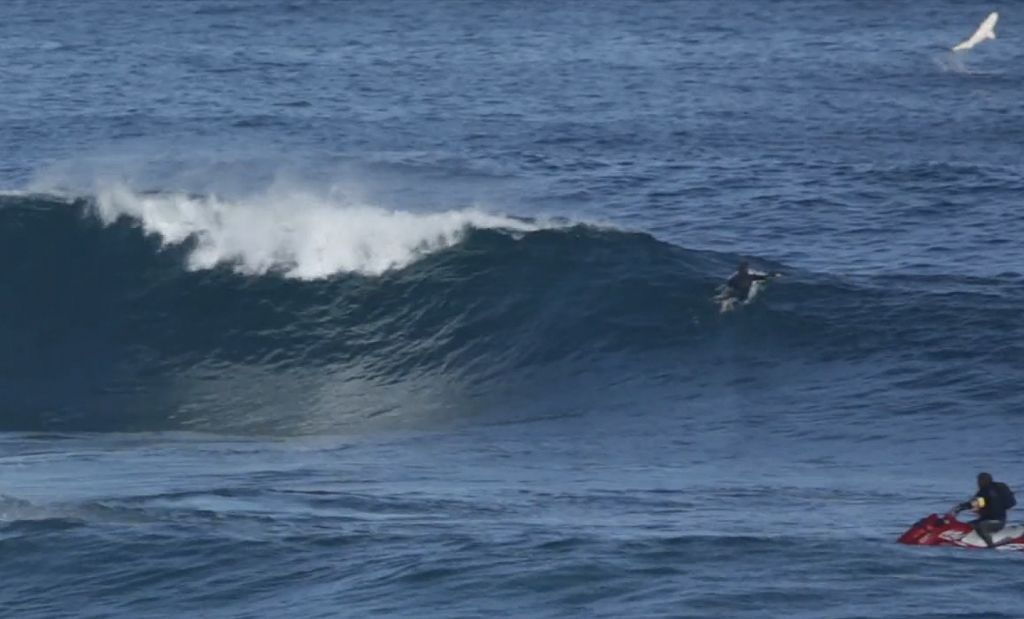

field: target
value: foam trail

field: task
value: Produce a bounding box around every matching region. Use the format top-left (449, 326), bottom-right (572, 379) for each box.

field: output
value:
top-left (94, 183), bottom-right (540, 278)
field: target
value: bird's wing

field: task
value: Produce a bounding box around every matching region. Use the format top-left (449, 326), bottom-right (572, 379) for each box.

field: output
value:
top-left (953, 12), bottom-right (999, 51)
top-left (981, 12), bottom-right (999, 36)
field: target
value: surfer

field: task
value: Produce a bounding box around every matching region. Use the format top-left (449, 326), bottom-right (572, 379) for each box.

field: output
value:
top-left (724, 261), bottom-right (775, 304)
top-left (947, 472), bottom-right (1017, 548)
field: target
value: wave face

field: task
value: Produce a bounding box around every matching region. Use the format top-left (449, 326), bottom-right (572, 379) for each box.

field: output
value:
top-left (2, 192), bottom-right (1022, 434)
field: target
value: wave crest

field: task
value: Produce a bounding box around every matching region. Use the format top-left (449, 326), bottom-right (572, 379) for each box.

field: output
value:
top-left (94, 183), bottom-right (540, 278)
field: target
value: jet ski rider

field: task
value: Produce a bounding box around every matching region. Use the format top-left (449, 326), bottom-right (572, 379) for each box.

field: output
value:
top-left (947, 472), bottom-right (1017, 548)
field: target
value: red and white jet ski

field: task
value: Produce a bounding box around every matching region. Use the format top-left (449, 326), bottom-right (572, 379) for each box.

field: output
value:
top-left (898, 513), bottom-right (1024, 550)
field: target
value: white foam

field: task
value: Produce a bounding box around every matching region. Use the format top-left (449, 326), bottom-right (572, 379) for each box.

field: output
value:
top-left (93, 183), bottom-right (540, 279)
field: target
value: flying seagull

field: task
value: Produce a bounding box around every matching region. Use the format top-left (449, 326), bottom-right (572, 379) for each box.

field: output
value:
top-left (953, 12), bottom-right (999, 52)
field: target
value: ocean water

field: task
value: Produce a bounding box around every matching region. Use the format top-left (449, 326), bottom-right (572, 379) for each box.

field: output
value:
top-left (2, 1), bottom-right (1024, 617)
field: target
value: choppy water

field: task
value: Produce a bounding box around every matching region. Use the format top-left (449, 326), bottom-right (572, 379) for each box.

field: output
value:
top-left (2, 1), bottom-right (1024, 617)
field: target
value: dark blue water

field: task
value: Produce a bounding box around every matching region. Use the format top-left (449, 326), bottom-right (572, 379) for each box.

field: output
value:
top-left (3, 1), bottom-right (1024, 617)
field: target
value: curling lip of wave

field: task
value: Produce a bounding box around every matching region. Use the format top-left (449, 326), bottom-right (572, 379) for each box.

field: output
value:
top-left (93, 183), bottom-right (545, 279)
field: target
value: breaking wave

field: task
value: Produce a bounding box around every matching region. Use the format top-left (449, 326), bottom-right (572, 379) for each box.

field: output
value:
top-left (1, 191), bottom-right (1020, 434)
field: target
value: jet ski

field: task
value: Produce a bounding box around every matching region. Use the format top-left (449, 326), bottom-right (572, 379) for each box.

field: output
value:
top-left (898, 513), bottom-right (1024, 550)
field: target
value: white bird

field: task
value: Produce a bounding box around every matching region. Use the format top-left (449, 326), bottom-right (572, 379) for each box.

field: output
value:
top-left (952, 11), bottom-right (999, 52)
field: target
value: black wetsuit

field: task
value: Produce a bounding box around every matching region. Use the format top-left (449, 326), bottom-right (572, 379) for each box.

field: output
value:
top-left (726, 271), bottom-right (771, 301)
top-left (956, 482), bottom-right (1014, 547)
